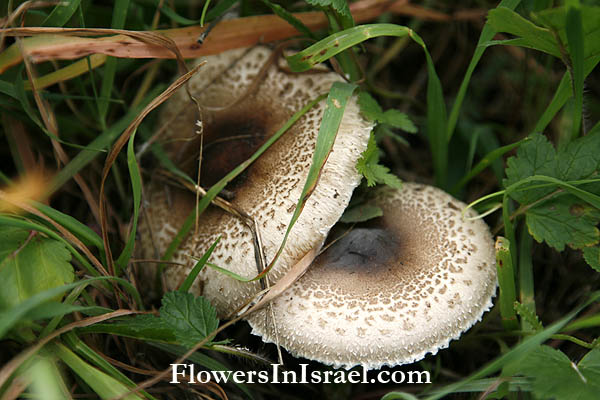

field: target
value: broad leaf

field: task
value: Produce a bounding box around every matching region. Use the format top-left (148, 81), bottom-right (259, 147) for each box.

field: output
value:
top-left (526, 196), bottom-right (600, 251)
top-left (0, 226), bottom-right (74, 309)
top-left (160, 292), bottom-right (219, 347)
top-left (512, 346), bottom-right (600, 400)
top-left (504, 134), bottom-right (557, 204)
top-left (356, 133), bottom-right (403, 188)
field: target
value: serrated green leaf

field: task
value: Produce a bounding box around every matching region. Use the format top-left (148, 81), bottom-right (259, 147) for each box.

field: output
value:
top-left (583, 247), bottom-right (600, 272)
top-left (340, 204), bottom-right (383, 223)
top-left (306, 0), bottom-right (351, 17)
top-left (358, 92), bottom-right (416, 133)
top-left (160, 292), bottom-right (219, 347)
top-left (526, 196), bottom-right (600, 251)
top-left (504, 134), bottom-right (557, 204)
top-left (556, 132), bottom-right (600, 181)
top-left (381, 109), bottom-right (417, 133)
top-left (512, 346), bottom-right (600, 400)
top-left (357, 91), bottom-right (383, 121)
top-left (0, 226), bottom-right (74, 310)
top-left (356, 133), bottom-right (402, 188)
top-left (514, 301), bottom-right (543, 332)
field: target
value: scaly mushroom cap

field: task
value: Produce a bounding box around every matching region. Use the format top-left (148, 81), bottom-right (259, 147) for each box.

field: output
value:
top-left (139, 47), bottom-right (372, 316)
top-left (246, 183), bottom-right (497, 370)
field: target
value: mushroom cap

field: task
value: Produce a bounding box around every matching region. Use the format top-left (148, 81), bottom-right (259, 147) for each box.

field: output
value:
top-left (138, 47), bottom-right (372, 316)
top-left (246, 183), bottom-right (497, 370)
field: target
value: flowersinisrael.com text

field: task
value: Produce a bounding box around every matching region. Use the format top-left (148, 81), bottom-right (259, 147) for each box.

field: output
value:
top-left (171, 363), bottom-right (431, 385)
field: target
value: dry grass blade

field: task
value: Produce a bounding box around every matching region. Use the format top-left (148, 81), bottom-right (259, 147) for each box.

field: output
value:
top-left (98, 61), bottom-right (206, 278)
top-left (0, 309), bottom-right (136, 389)
top-left (239, 246), bottom-right (319, 315)
top-left (1, 115), bottom-right (37, 173)
top-left (0, 0), bottom-right (410, 73)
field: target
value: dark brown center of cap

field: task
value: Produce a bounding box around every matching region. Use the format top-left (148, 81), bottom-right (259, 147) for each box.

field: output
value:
top-left (176, 96), bottom-right (283, 192)
top-left (318, 228), bottom-right (398, 272)
top-left (305, 209), bottom-right (443, 295)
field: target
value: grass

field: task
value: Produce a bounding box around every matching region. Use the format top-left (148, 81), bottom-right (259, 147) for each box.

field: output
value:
top-left (1, 0), bottom-right (600, 399)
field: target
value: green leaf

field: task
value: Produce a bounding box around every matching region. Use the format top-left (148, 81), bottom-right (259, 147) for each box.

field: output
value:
top-left (52, 342), bottom-right (144, 400)
top-left (511, 346), bottom-right (600, 400)
top-left (160, 292), bottom-right (219, 347)
top-left (0, 226), bottom-right (74, 310)
top-left (259, 0), bottom-right (316, 39)
top-left (446, 0), bottom-right (521, 140)
top-left (357, 91), bottom-right (383, 121)
top-left (356, 133), bottom-right (402, 188)
top-left (504, 134), bottom-right (557, 204)
top-left (556, 131), bottom-right (600, 181)
top-left (340, 204), bottom-right (383, 223)
top-left (358, 92), bottom-right (416, 132)
top-left (535, 5), bottom-right (600, 61)
top-left (514, 301), bottom-right (543, 332)
top-left (565, 5), bottom-right (584, 140)
top-left (79, 314), bottom-right (176, 342)
top-left (583, 246), bottom-right (600, 272)
top-left (305, 0), bottom-right (351, 17)
top-left (504, 132), bottom-right (600, 254)
top-left (179, 238), bottom-right (219, 293)
top-left (526, 196), bottom-right (600, 251)
top-left (42, 0), bottom-right (81, 27)
top-left (115, 126), bottom-right (142, 272)
top-left (0, 276), bottom-right (136, 339)
top-left (381, 109), bottom-right (417, 133)
top-left (486, 7), bottom-right (561, 57)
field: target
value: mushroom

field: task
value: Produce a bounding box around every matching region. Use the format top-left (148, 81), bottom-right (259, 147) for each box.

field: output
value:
top-left (138, 46), bottom-right (373, 316)
top-left (246, 183), bottom-right (497, 370)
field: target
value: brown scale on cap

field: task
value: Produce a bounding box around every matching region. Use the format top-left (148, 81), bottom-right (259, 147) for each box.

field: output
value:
top-left (138, 46), bottom-right (373, 316)
top-left (246, 183), bottom-right (497, 370)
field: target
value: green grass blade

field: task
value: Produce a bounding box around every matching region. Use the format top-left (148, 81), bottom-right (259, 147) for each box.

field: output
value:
top-left (63, 332), bottom-right (159, 400)
top-left (49, 86), bottom-right (164, 195)
top-left (486, 7), bottom-right (560, 57)
top-left (518, 224), bottom-right (536, 332)
top-left (98, 0), bottom-right (130, 126)
top-left (205, 0), bottom-right (239, 22)
top-left (42, 0), bottom-right (82, 27)
top-left (565, 5), bottom-right (584, 140)
top-left (33, 202), bottom-right (104, 252)
top-left (259, 0), bottom-right (316, 39)
top-left (179, 238), bottom-right (220, 292)
top-left (115, 128), bottom-right (142, 272)
top-left (150, 0), bottom-right (201, 25)
top-left (506, 175), bottom-right (600, 209)
top-left (51, 342), bottom-right (144, 400)
top-left (286, 24), bottom-right (412, 72)
top-left (423, 46), bottom-right (447, 188)
top-left (446, 0), bottom-right (521, 141)
top-left (495, 236), bottom-right (519, 330)
top-left (0, 277), bottom-right (118, 339)
top-left (452, 137), bottom-right (529, 192)
top-left (533, 55), bottom-right (600, 134)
